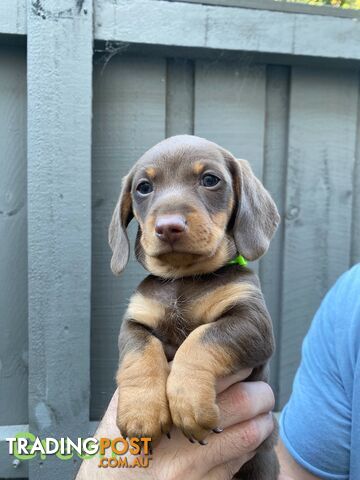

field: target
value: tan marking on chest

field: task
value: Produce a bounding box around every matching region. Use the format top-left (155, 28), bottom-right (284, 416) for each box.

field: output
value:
top-left (190, 282), bottom-right (259, 324)
top-left (126, 292), bottom-right (166, 328)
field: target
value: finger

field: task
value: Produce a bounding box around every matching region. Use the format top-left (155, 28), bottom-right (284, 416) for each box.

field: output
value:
top-left (203, 412), bottom-right (274, 470)
top-left (215, 369), bottom-right (253, 394)
top-left (217, 381), bottom-right (275, 429)
top-left (206, 454), bottom-right (255, 480)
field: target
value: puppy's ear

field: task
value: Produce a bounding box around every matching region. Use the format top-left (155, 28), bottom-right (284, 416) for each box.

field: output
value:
top-left (226, 155), bottom-right (280, 261)
top-left (108, 173), bottom-right (134, 275)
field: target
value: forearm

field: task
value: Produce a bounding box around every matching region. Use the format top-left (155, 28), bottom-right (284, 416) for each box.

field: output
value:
top-left (276, 439), bottom-right (320, 480)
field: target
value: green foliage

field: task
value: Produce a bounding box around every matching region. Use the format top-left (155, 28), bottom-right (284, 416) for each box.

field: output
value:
top-left (281, 0), bottom-right (360, 8)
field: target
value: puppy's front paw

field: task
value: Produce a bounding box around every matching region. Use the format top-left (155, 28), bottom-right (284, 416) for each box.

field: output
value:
top-left (167, 368), bottom-right (220, 443)
top-left (117, 384), bottom-right (171, 442)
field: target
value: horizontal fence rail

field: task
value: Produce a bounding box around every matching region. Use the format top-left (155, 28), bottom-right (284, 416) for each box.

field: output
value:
top-left (166, 0), bottom-right (360, 18)
top-left (1, 0), bottom-right (360, 61)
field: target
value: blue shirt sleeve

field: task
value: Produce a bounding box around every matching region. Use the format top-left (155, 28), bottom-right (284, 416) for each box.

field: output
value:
top-left (279, 265), bottom-right (360, 480)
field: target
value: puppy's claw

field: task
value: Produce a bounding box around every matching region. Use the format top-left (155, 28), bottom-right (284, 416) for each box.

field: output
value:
top-left (213, 427), bottom-right (223, 434)
top-left (166, 432), bottom-right (171, 439)
top-left (188, 437), bottom-right (195, 444)
top-left (199, 439), bottom-right (208, 446)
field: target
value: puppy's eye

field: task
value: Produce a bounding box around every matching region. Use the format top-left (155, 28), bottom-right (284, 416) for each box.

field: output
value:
top-left (136, 181), bottom-right (153, 195)
top-left (201, 174), bottom-right (221, 188)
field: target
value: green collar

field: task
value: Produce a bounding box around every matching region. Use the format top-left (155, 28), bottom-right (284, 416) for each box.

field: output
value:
top-left (228, 255), bottom-right (248, 266)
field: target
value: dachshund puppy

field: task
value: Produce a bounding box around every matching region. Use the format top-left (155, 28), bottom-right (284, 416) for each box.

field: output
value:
top-left (109, 135), bottom-right (280, 479)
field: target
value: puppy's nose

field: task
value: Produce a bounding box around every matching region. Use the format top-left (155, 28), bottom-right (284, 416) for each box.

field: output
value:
top-left (155, 215), bottom-right (186, 243)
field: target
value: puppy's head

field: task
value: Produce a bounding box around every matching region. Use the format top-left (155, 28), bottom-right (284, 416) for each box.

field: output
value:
top-left (109, 135), bottom-right (279, 278)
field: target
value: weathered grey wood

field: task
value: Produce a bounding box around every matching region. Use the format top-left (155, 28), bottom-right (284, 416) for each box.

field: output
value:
top-left (168, 0), bottom-right (360, 19)
top-left (1, 0), bottom-right (360, 63)
top-left (27, 1), bottom-right (93, 478)
top-left (0, 0), bottom-right (26, 35)
top-left (351, 82), bottom-right (360, 266)
top-left (259, 66), bottom-right (290, 403)
top-left (279, 67), bottom-right (359, 408)
top-left (1, 0), bottom-right (359, 38)
top-left (166, 58), bottom-right (194, 136)
top-left (0, 0), bottom-right (360, 59)
top-left (0, 425), bottom-right (28, 478)
top-left (194, 59), bottom-right (266, 275)
top-left (91, 55), bottom-right (166, 419)
top-left (194, 60), bottom-right (266, 176)
top-left (94, 0), bottom-right (360, 61)
top-left (0, 46), bottom-right (27, 428)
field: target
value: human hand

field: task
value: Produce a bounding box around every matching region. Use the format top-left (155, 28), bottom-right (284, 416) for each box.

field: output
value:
top-left (76, 369), bottom-right (275, 480)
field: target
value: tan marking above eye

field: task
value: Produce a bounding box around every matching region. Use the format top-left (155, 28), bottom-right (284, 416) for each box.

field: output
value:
top-left (193, 162), bottom-right (205, 175)
top-left (126, 292), bottom-right (166, 328)
top-left (191, 282), bottom-right (259, 324)
top-left (145, 167), bottom-right (156, 178)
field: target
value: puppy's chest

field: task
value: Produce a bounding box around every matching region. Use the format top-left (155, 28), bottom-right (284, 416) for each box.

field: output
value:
top-left (132, 269), bottom-right (255, 359)
top-left (156, 287), bottom-right (203, 340)
top-left (139, 273), bottom-right (245, 346)
top-left (133, 280), bottom-right (203, 341)
top-left (142, 285), bottom-right (205, 360)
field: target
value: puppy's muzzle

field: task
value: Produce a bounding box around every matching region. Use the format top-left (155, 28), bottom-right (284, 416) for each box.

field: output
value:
top-left (155, 214), bottom-right (187, 244)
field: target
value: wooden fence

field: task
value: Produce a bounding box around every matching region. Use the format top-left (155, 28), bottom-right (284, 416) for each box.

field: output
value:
top-left (0, 0), bottom-right (359, 478)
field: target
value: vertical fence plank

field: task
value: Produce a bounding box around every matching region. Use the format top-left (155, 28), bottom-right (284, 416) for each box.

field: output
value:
top-left (194, 58), bottom-right (266, 275)
top-left (279, 67), bottom-right (359, 407)
top-left (260, 65), bottom-right (290, 403)
top-left (27, 1), bottom-right (93, 478)
top-left (0, 46), bottom-right (27, 426)
top-left (166, 58), bottom-right (194, 136)
top-left (194, 59), bottom-right (266, 177)
top-left (91, 55), bottom-right (166, 419)
top-left (0, 45), bottom-right (28, 479)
